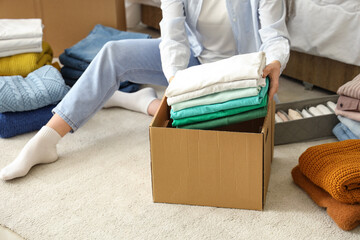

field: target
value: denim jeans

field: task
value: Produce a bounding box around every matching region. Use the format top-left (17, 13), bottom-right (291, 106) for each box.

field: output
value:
top-left (332, 122), bottom-right (359, 141)
top-left (338, 115), bottom-right (360, 138)
top-left (53, 38), bottom-right (201, 132)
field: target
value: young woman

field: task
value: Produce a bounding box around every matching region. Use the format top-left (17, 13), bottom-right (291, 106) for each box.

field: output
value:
top-left (0, 0), bottom-right (290, 181)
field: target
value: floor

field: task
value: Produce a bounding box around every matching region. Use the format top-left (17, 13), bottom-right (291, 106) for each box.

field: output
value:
top-left (0, 26), bottom-right (335, 240)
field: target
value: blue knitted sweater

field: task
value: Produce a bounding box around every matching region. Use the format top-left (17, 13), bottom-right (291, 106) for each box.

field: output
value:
top-left (0, 65), bottom-right (69, 113)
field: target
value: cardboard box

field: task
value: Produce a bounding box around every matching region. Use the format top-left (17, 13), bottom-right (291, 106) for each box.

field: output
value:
top-left (0, 0), bottom-right (126, 56)
top-left (149, 97), bottom-right (275, 210)
top-left (275, 95), bottom-right (339, 145)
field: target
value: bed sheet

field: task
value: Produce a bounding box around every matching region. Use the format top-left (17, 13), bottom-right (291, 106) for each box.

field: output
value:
top-left (286, 0), bottom-right (360, 66)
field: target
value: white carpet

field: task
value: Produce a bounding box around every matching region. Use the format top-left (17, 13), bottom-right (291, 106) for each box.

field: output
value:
top-left (1, 107), bottom-right (360, 240)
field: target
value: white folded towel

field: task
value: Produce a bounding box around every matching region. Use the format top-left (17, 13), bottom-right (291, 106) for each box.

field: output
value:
top-left (0, 19), bottom-right (43, 40)
top-left (167, 79), bottom-right (259, 106)
top-left (165, 51), bottom-right (266, 98)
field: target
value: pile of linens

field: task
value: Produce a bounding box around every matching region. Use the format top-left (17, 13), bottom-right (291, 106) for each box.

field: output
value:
top-left (292, 140), bottom-right (360, 231)
top-left (0, 19), bottom-right (69, 138)
top-left (332, 74), bottom-right (360, 140)
top-left (59, 24), bottom-right (151, 92)
top-left (165, 52), bottom-right (269, 130)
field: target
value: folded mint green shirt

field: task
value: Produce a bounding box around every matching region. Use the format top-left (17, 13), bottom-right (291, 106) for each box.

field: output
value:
top-left (173, 93), bottom-right (268, 127)
top-left (171, 78), bottom-right (269, 120)
top-left (178, 106), bottom-right (268, 130)
top-left (171, 86), bottom-right (260, 112)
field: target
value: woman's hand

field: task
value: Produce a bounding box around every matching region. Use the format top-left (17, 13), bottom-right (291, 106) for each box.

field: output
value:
top-left (262, 60), bottom-right (281, 101)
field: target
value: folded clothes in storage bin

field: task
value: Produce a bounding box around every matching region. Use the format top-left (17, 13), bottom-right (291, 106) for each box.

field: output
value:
top-left (0, 104), bottom-right (55, 138)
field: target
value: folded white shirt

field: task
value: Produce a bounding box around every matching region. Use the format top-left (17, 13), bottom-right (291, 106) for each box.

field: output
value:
top-left (0, 37), bottom-right (42, 52)
top-left (167, 79), bottom-right (261, 106)
top-left (326, 101), bottom-right (336, 112)
top-left (0, 47), bottom-right (43, 58)
top-left (301, 109), bottom-right (313, 118)
top-left (0, 19), bottom-right (43, 40)
top-left (316, 104), bottom-right (332, 115)
top-left (308, 107), bottom-right (323, 116)
top-left (165, 51), bottom-right (266, 98)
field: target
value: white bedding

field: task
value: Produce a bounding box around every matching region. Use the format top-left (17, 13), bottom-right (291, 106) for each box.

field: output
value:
top-left (286, 0), bottom-right (360, 66)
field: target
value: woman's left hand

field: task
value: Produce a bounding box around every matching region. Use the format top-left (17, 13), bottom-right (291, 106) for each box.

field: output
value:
top-left (262, 60), bottom-right (281, 101)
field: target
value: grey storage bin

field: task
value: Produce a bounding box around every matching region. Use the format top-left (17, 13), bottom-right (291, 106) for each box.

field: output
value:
top-left (275, 95), bottom-right (339, 145)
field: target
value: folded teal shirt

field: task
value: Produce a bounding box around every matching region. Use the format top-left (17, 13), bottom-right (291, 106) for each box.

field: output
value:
top-left (173, 93), bottom-right (268, 127)
top-left (178, 106), bottom-right (268, 130)
top-left (170, 78), bottom-right (269, 120)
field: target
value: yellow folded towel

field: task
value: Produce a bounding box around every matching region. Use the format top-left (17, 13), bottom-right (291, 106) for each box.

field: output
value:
top-left (299, 140), bottom-right (360, 204)
top-left (0, 41), bottom-right (53, 77)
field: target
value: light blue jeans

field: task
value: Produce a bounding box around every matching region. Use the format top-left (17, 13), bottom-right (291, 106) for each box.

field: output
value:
top-left (53, 38), bottom-right (200, 132)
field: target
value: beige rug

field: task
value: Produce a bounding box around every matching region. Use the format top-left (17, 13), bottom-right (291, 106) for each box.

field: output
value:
top-left (1, 107), bottom-right (359, 240)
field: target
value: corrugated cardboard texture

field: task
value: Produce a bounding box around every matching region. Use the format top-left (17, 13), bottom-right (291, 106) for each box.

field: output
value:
top-left (0, 0), bottom-right (126, 56)
top-left (149, 98), bottom-right (274, 210)
top-left (275, 95), bottom-right (339, 145)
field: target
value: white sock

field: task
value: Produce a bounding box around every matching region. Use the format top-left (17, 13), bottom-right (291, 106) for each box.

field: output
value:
top-left (103, 87), bottom-right (158, 115)
top-left (0, 126), bottom-right (61, 181)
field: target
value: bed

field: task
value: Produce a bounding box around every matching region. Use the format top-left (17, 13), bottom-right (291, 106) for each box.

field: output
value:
top-left (126, 0), bottom-right (360, 92)
top-left (284, 0), bottom-right (360, 92)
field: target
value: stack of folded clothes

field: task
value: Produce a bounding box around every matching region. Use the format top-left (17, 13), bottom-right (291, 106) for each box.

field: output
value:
top-left (292, 140), bottom-right (360, 231)
top-left (165, 52), bottom-right (268, 129)
top-left (0, 19), bottom-right (69, 138)
top-left (332, 74), bottom-right (360, 141)
top-left (59, 24), bottom-right (151, 92)
top-left (0, 65), bottom-right (69, 138)
top-left (0, 19), bottom-right (43, 58)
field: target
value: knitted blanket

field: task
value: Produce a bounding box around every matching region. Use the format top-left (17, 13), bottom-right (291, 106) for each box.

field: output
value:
top-left (0, 104), bottom-right (55, 138)
top-left (0, 65), bottom-right (70, 113)
top-left (299, 140), bottom-right (360, 204)
top-left (0, 41), bottom-right (53, 77)
top-left (292, 166), bottom-right (360, 231)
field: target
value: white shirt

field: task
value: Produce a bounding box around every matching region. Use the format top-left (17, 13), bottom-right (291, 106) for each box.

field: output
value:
top-left (196, 0), bottom-right (237, 64)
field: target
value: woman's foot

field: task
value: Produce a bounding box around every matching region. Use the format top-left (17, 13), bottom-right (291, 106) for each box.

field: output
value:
top-left (0, 126), bottom-right (61, 181)
top-left (103, 87), bottom-right (158, 115)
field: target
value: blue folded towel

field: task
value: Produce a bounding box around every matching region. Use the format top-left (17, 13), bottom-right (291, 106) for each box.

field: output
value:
top-left (0, 104), bottom-right (55, 138)
top-left (0, 65), bottom-right (70, 113)
top-left (63, 24), bottom-right (151, 63)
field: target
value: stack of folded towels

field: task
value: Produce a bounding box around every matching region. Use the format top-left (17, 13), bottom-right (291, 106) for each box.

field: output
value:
top-left (59, 24), bottom-right (151, 92)
top-left (292, 140), bottom-right (360, 231)
top-left (0, 19), bottom-right (69, 138)
top-left (332, 74), bottom-right (360, 141)
top-left (165, 52), bottom-right (269, 130)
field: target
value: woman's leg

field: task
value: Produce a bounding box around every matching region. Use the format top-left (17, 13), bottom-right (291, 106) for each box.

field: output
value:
top-left (0, 38), bottom-right (200, 180)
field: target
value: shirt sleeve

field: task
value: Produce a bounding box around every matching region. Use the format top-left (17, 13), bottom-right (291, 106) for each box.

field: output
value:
top-left (258, 0), bottom-right (290, 73)
top-left (159, 0), bottom-right (191, 81)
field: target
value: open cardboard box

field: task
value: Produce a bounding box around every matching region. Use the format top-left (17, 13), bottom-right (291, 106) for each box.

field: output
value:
top-left (149, 97), bottom-right (275, 210)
